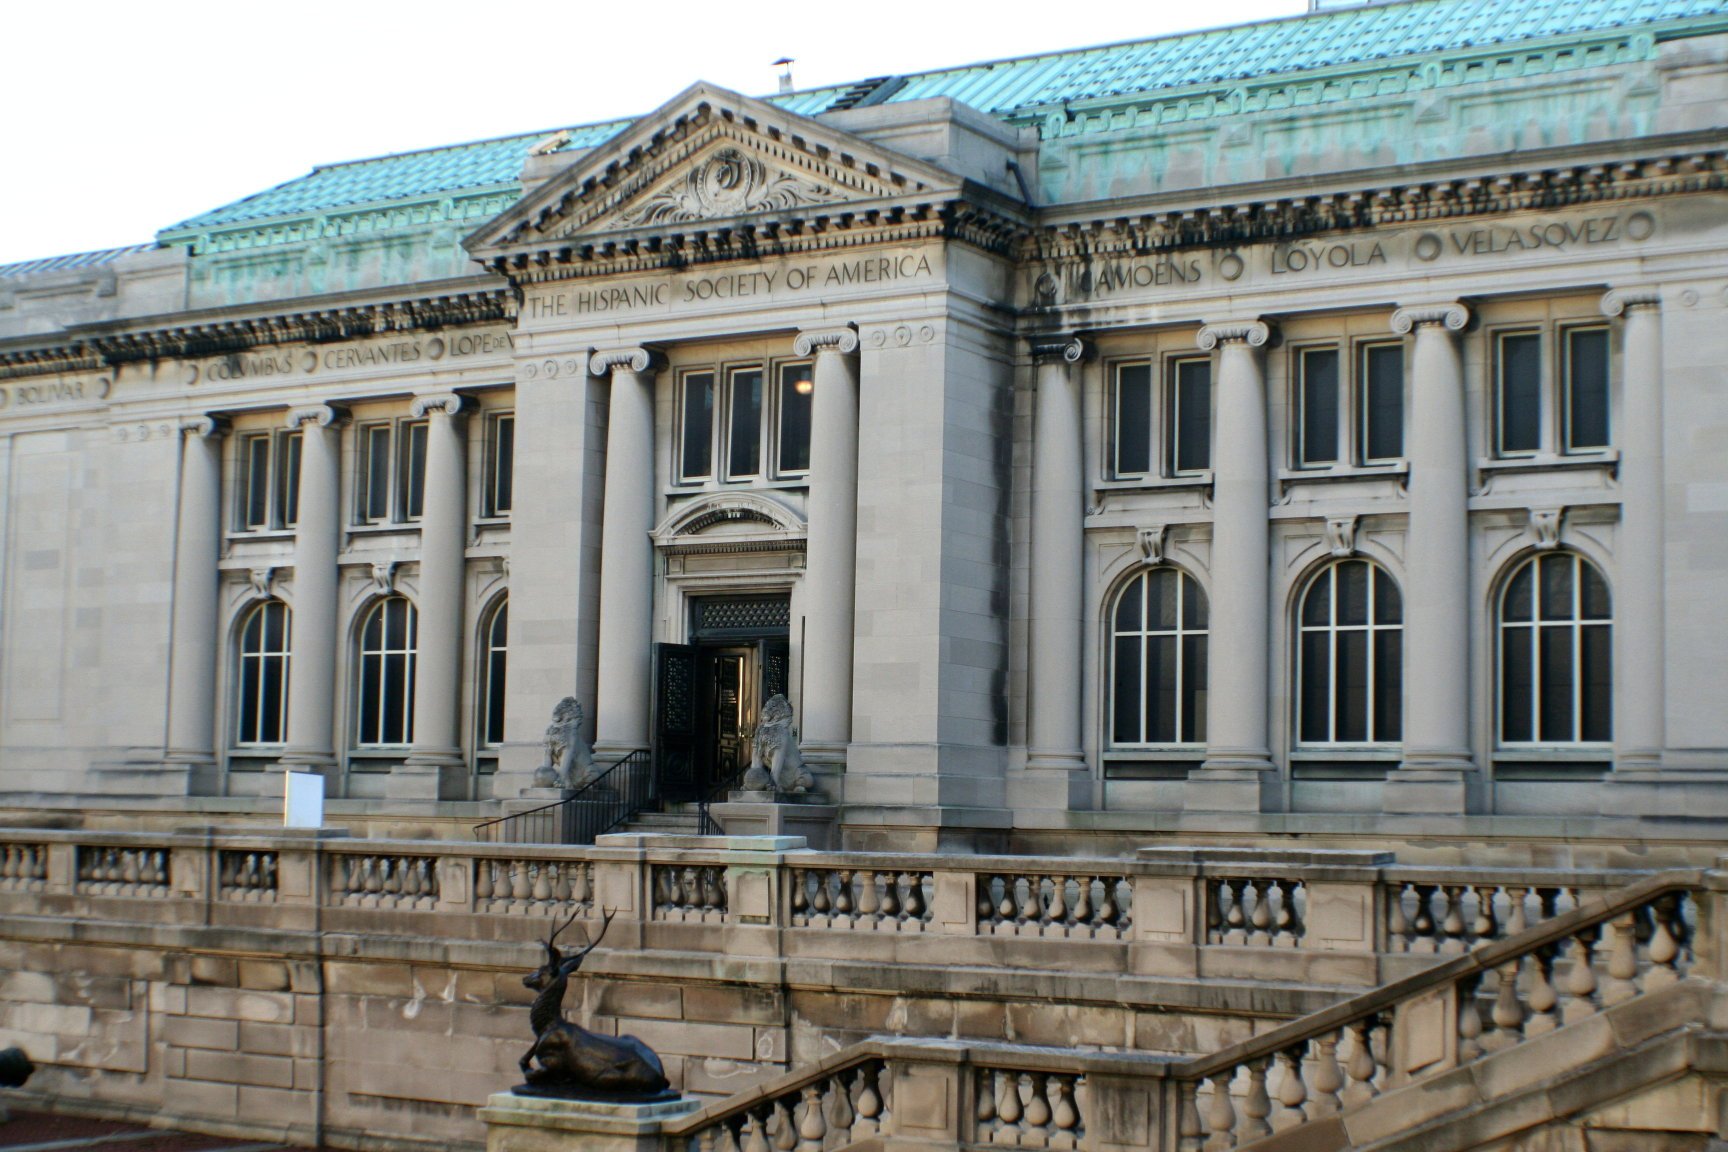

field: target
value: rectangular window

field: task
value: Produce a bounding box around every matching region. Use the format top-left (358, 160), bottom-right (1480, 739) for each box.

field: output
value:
top-left (1496, 332), bottom-right (1543, 456)
top-left (236, 431), bottom-right (300, 532)
top-left (277, 432), bottom-right (301, 528)
top-left (776, 363), bottom-right (814, 476)
top-left (726, 367), bottom-right (764, 479)
top-left (1564, 326), bottom-right (1610, 451)
top-left (484, 413), bottom-right (514, 517)
top-left (241, 435), bottom-right (271, 530)
top-left (1297, 348), bottom-right (1340, 467)
top-left (1168, 357), bottom-right (1212, 475)
top-left (679, 371), bottom-right (715, 482)
top-left (361, 424), bottom-right (393, 521)
top-left (399, 420), bottom-right (428, 521)
top-left (1113, 362), bottom-right (1153, 477)
top-left (1359, 343), bottom-right (1404, 463)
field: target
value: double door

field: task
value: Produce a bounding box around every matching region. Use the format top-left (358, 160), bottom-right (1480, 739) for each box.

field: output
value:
top-left (653, 636), bottom-right (790, 804)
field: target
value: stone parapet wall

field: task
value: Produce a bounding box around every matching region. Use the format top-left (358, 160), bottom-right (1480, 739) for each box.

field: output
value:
top-left (0, 829), bottom-right (1676, 1150)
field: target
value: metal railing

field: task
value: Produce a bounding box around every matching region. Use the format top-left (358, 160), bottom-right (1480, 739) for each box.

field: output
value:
top-left (472, 749), bottom-right (652, 845)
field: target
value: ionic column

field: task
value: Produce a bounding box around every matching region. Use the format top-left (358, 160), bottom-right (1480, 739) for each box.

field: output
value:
top-left (795, 326), bottom-right (861, 765)
top-left (281, 405), bottom-right (345, 776)
top-left (1026, 337), bottom-right (1087, 775)
top-left (1382, 304), bottom-right (1476, 812)
top-left (396, 393), bottom-right (469, 799)
top-left (165, 416), bottom-right (226, 788)
top-left (1603, 288), bottom-right (1665, 774)
top-left (592, 348), bottom-right (660, 751)
top-left (1189, 321), bottom-right (1276, 811)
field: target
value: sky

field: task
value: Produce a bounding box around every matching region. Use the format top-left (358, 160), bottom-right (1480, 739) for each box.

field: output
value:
top-left (0, 0), bottom-right (1304, 267)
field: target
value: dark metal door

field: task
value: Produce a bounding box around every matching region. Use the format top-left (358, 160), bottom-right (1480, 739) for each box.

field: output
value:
top-left (652, 642), bottom-right (699, 804)
top-left (758, 638), bottom-right (790, 702)
top-left (709, 653), bottom-right (748, 792)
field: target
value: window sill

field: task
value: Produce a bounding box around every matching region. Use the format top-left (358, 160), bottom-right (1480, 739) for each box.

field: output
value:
top-left (1278, 462), bottom-right (1407, 485)
top-left (1102, 748), bottom-right (1206, 760)
top-left (1288, 748), bottom-right (1402, 761)
top-left (225, 529), bottom-right (296, 544)
top-left (1478, 449), bottom-right (1618, 478)
top-left (1093, 473), bottom-right (1213, 495)
top-left (348, 522), bottom-right (422, 536)
top-left (666, 477), bottom-right (810, 497)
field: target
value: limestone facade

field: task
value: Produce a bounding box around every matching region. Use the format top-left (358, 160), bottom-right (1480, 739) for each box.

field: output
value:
top-left (0, 4), bottom-right (1726, 856)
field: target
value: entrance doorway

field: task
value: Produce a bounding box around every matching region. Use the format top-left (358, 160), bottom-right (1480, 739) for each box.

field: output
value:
top-left (653, 595), bottom-right (790, 804)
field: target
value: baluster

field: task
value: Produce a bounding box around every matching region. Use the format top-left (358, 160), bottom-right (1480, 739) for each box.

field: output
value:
top-left (1021, 1073), bottom-right (1051, 1148)
top-left (901, 873), bottom-right (925, 923)
top-left (552, 862), bottom-right (572, 905)
top-left (975, 1069), bottom-right (998, 1140)
top-left (1096, 879), bottom-right (1120, 936)
top-left (1603, 911), bottom-right (1640, 1004)
top-left (1241, 1060), bottom-right (1272, 1141)
top-left (362, 856), bottom-right (383, 904)
top-left (741, 1113), bottom-right (770, 1152)
top-left (512, 862), bottom-right (533, 908)
top-left (1248, 882), bottom-right (1273, 947)
top-left (1409, 884), bottom-right (1438, 952)
top-left (834, 870), bottom-right (855, 922)
top-left (978, 875), bottom-right (997, 927)
top-left (1341, 1019), bottom-right (1379, 1108)
top-left (571, 862), bottom-right (591, 907)
top-left (855, 869), bottom-right (879, 925)
top-left (400, 857), bottom-right (421, 906)
top-left (530, 861), bottom-right (551, 905)
top-left (881, 872), bottom-right (903, 922)
top-left (994, 1068), bottom-right (1023, 1145)
top-left (1309, 1032), bottom-right (1343, 1116)
top-left (1204, 1071), bottom-right (1237, 1152)
top-left (1438, 886), bottom-right (1467, 954)
top-left (1385, 884), bottom-right (1410, 951)
top-left (678, 867), bottom-right (696, 914)
top-left (1070, 876), bottom-right (1093, 937)
top-left (1484, 959), bottom-right (1524, 1051)
top-left (1017, 875), bottom-right (1040, 929)
top-left (1647, 894), bottom-right (1684, 989)
top-left (811, 870), bottom-right (832, 918)
top-left (1049, 1076), bottom-right (1079, 1150)
top-left (1272, 882), bottom-right (1298, 947)
top-left (1046, 877), bottom-right (1068, 934)
top-left (1524, 945), bottom-right (1559, 1035)
top-left (475, 860), bottom-right (494, 904)
top-left (1503, 886), bottom-right (1530, 937)
top-left (243, 854), bottom-right (262, 899)
top-left (1177, 1081), bottom-right (1204, 1152)
top-left (1457, 975), bottom-right (1485, 1062)
top-left (1471, 886), bottom-right (1500, 945)
top-left (703, 867), bottom-right (725, 914)
top-left (770, 1099), bottom-right (796, 1152)
top-left (794, 1084), bottom-right (825, 1152)
top-left (1207, 880), bottom-right (1226, 944)
top-left (790, 868), bottom-right (809, 924)
top-left (120, 849), bottom-right (140, 890)
top-left (1563, 926), bottom-right (1600, 1023)
top-left (1272, 1048), bottom-right (1307, 1131)
top-left (825, 1073), bottom-right (854, 1141)
top-left (419, 858), bottom-right (437, 905)
top-left (853, 1064), bottom-right (883, 1139)
top-left (1, 845), bottom-right (16, 887)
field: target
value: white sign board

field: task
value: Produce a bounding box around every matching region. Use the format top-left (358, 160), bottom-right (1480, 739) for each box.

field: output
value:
top-left (284, 771), bottom-right (325, 829)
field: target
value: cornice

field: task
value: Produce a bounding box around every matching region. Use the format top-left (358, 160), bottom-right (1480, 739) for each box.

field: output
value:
top-left (1025, 140), bottom-right (1728, 264)
top-left (0, 280), bottom-right (516, 382)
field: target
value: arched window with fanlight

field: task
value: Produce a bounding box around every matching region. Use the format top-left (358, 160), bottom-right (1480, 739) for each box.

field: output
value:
top-left (357, 596), bottom-right (417, 746)
top-left (480, 597), bottom-right (508, 750)
top-left (1296, 559), bottom-right (1402, 746)
top-left (1109, 567), bottom-right (1208, 746)
top-left (235, 600), bottom-right (291, 745)
top-left (1499, 552), bottom-right (1611, 746)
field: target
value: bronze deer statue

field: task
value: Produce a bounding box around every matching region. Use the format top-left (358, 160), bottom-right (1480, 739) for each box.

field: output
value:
top-left (518, 908), bottom-right (670, 1097)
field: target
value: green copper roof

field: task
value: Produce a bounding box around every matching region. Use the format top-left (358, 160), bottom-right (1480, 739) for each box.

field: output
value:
top-left (161, 0), bottom-right (1728, 241)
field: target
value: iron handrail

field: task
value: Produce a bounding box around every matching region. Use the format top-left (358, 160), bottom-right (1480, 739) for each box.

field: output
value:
top-left (471, 748), bottom-right (652, 845)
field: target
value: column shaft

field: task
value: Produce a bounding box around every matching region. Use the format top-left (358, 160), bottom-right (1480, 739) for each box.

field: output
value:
top-left (1197, 323), bottom-right (1275, 786)
top-left (593, 352), bottom-right (658, 749)
top-left (282, 407), bottom-right (343, 774)
top-left (797, 329), bottom-right (861, 759)
top-left (1607, 291), bottom-right (1665, 770)
top-left (165, 419), bottom-right (224, 780)
top-left (1027, 339), bottom-right (1086, 771)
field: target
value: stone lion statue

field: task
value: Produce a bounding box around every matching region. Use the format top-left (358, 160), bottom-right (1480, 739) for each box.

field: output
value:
top-left (743, 693), bottom-right (812, 794)
top-left (535, 697), bottom-right (595, 789)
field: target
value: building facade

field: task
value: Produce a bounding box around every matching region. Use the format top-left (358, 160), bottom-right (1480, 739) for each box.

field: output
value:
top-left (2, 0), bottom-right (1727, 855)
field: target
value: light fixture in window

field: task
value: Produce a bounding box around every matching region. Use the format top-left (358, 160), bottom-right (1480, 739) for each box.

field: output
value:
top-left (793, 377), bottom-right (814, 396)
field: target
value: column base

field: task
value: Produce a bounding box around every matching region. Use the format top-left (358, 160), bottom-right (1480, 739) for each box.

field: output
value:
top-left (1383, 760), bottom-right (1478, 815)
top-left (390, 752), bottom-right (468, 801)
top-left (479, 1091), bottom-right (699, 1152)
top-left (1598, 768), bottom-right (1728, 819)
top-left (1011, 751), bottom-right (1092, 812)
top-left (1183, 760), bottom-right (1279, 814)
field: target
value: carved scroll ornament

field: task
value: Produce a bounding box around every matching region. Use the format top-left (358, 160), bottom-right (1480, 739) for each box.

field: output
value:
top-left (630, 147), bottom-right (845, 225)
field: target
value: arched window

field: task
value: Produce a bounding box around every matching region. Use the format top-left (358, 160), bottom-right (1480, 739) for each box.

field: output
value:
top-left (236, 600), bottom-right (291, 745)
top-left (357, 597), bottom-right (417, 746)
top-left (1110, 568), bottom-right (1208, 745)
top-left (1297, 559), bottom-right (1402, 745)
top-left (480, 598), bottom-right (508, 747)
top-left (1499, 552), bottom-right (1611, 745)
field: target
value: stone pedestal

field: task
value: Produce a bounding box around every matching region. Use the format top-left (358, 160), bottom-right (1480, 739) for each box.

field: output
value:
top-left (711, 792), bottom-right (838, 848)
top-left (479, 1092), bottom-right (698, 1152)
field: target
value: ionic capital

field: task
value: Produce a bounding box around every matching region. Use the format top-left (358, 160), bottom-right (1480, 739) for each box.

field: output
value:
top-left (1601, 287), bottom-right (1662, 317)
top-left (793, 325), bottom-right (860, 357)
top-left (1390, 303), bottom-right (1470, 334)
top-left (1196, 321), bottom-right (1271, 351)
top-left (1029, 336), bottom-right (1088, 365)
top-left (410, 392), bottom-right (468, 420)
top-left (180, 415), bottom-right (228, 439)
top-left (588, 347), bottom-right (662, 377)
top-left (286, 404), bottom-right (348, 431)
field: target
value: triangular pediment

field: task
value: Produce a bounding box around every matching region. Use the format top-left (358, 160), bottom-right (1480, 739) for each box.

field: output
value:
top-left (466, 82), bottom-right (968, 258)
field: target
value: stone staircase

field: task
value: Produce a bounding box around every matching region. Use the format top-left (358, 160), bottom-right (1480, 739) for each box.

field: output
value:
top-left (652, 869), bottom-right (1726, 1152)
top-left (621, 805), bottom-right (703, 835)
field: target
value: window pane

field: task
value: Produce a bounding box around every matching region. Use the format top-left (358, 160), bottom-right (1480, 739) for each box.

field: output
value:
top-left (1112, 636), bottom-right (1142, 743)
top-left (1299, 349), bottom-right (1339, 466)
top-left (1362, 343), bottom-right (1405, 461)
top-left (1172, 360), bottom-right (1212, 473)
top-left (1504, 565), bottom-right (1533, 622)
top-left (1182, 634), bottom-right (1208, 743)
top-left (365, 426), bottom-right (391, 520)
top-left (1566, 328), bottom-right (1610, 450)
top-left (1147, 568), bottom-right (1177, 629)
top-left (244, 437), bottom-right (270, 529)
top-left (1336, 560), bottom-right (1369, 627)
top-left (278, 433), bottom-right (301, 528)
top-left (1501, 626), bottom-right (1533, 742)
top-left (1299, 631), bottom-right (1331, 742)
top-left (1146, 635), bottom-right (1178, 743)
top-left (260, 655), bottom-right (285, 743)
top-left (239, 654), bottom-right (261, 743)
top-left (728, 368), bottom-right (763, 478)
top-left (1374, 629), bottom-right (1402, 742)
top-left (1580, 563), bottom-right (1611, 621)
top-left (1373, 568), bottom-right (1402, 624)
top-left (263, 602), bottom-right (286, 651)
top-left (486, 648), bottom-right (507, 745)
top-left (1183, 578), bottom-right (1208, 629)
top-left (1115, 364), bottom-right (1152, 476)
top-left (1498, 333), bottom-right (1542, 454)
top-left (1538, 627), bottom-right (1575, 742)
top-left (362, 605), bottom-right (382, 649)
top-left (1335, 630), bottom-right (1369, 742)
top-left (1302, 571), bottom-right (1332, 627)
top-left (1581, 624), bottom-right (1612, 742)
top-left (1539, 555), bottom-right (1574, 622)
top-left (383, 653), bottom-right (408, 743)
top-left (1114, 576), bottom-right (1142, 631)
top-left (681, 373), bottom-right (714, 480)
top-left (401, 422), bottom-right (428, 520)
top-left (359, 653), bottom-right (381, 744)
top-left (491, 416), bottom-right (514, 515)
top-left (778, 364), bottom-right (813, 474)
